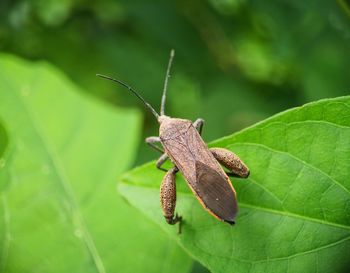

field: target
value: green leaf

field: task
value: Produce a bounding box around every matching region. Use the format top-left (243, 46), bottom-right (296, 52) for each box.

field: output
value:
top-left (0, 122), bottom-right (7, 157)
top-left (0, 54), bottom-right (191, 273)
top-left (120, 96), bottom-right (350, 273)
top-left (0, 120), bottom-right (10, 191)
top-left (0, 121), bottom-right (11, 270)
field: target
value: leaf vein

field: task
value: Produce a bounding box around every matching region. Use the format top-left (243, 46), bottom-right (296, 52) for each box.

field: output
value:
top-left (228, 142), bottom-right (350, 196)
top-left (15, 90), bottom-right (106, 273)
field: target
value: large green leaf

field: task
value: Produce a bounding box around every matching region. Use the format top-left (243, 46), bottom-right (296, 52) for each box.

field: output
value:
top-left (120, 96), bottom-right (350, 273)
top-left (0, 54), bottom-right (191, 273)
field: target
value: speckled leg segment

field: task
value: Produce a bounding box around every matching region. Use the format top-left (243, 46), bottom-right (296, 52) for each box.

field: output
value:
top-left (210, 147), bottom-right (250, 178)
top-left (160, 167), bottom-right (182, 233)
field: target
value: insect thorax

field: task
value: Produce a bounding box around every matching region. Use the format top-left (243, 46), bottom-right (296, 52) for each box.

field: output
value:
top-left (159, 117), bottom-right (192, 141)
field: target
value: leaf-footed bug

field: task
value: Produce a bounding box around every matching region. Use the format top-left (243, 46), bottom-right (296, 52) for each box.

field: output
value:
top-left (97, 50), bottom-right (250, 233)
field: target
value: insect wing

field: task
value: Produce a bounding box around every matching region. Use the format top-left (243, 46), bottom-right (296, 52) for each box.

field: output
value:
top-left (195, 161), bottom-right (237, 224)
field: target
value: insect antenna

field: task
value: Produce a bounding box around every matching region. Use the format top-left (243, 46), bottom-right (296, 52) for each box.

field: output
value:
top-left (160, 49), bottom-right (175, 116)
top-left (96, 74), bottom-right (160, 119)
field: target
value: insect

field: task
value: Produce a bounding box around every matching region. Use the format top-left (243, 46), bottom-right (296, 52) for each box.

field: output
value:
top-left (97, 50), bottom-right (250, 233)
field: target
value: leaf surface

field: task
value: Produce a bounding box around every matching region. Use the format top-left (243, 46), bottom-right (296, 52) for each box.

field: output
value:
top-left (120, 96), bottom-right (350, 273)
top-left (0, 55), bottom-right (191, 273)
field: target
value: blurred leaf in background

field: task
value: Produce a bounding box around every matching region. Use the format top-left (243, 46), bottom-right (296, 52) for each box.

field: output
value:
top-left (120, 96), bottom-right (350, 273)
top-left (0, 55), bottom-right (191, 273)
top-left (1, 0), bottom-right (350, 166)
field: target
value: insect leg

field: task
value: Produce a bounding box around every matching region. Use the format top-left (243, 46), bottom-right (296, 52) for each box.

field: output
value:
top-left (145, 136), bottom-right (164, 153)
top-left (210, 147), bottom-right (250, 178)
top-left (160, 167), bottom-right (182, 233)
top-left (156, 153), bottom-right (169, 172)
top-left (193, 118), bottom-right (204, 135)
top-left (146, 137), bottom-right (172, 172)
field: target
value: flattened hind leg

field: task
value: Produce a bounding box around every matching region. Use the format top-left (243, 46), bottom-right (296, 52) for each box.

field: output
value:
top-left (160, 167), bottom-right (182, 233)
top-left (210, 147), bottom-right (250, 178)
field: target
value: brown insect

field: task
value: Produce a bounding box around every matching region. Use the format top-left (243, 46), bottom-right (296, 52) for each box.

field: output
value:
top-left (97, 50), bottom-right (250, 233)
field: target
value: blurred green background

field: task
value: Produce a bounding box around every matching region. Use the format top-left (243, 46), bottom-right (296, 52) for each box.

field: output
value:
top-left (1, 0), bottom-right (350, 272)
top-left (1, 0), bottom-right (350, 165)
